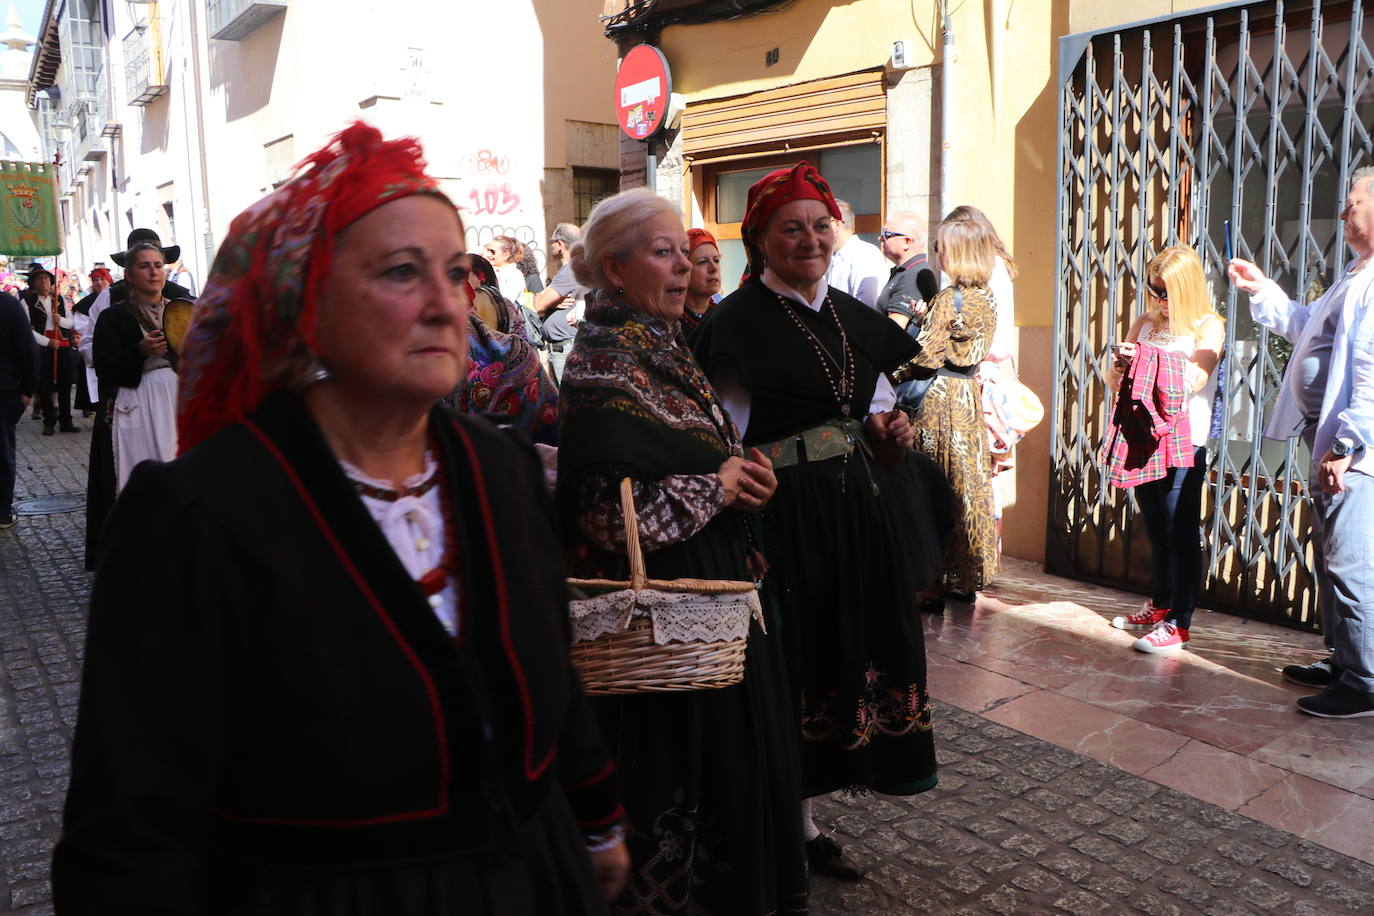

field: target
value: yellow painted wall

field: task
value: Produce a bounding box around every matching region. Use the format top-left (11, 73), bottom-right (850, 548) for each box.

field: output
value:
top-left (661, 0), bottom-right (1063, 328)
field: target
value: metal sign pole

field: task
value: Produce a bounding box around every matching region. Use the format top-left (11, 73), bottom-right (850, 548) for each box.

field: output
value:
top-left (645, 138), bottom-right (657, 192)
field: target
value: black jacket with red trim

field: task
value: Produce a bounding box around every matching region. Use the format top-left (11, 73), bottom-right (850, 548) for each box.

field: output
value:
top-left (53, 390), bottom-right (620, 911)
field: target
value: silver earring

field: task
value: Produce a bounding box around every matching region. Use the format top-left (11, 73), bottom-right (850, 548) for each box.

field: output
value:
top-left (302, 361), bottom-right (333, 388)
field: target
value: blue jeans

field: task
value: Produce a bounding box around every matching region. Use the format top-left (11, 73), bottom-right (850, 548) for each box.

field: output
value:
top-left (1, 392), bottom-right (20, 518)
top-left (1309, 464), bottom-right (1374, 693)
top-left (1133, 448), bottom-right (1206, 629)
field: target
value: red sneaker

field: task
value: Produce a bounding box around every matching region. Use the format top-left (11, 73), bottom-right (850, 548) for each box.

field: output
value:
top-left (1133, 621), bottom-right (1190, 654)
top-left (1112, 601), bottom-right (1168, 630)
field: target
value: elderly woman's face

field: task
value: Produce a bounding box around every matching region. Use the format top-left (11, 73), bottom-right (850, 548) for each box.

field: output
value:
top-left (607, 213), bottom-right (690, 321)
top-left (127, 251), bottom-right (166, 300)
top-left (760, 199), bottom-right (835, 292)
top-left (688, 243), bottom-right (721, 299)
top-left (314, 195), bottom-right (470, 406)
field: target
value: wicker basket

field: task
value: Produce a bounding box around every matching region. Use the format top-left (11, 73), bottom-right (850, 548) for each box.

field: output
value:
top-left (568, 478), bottom-right (759, 695)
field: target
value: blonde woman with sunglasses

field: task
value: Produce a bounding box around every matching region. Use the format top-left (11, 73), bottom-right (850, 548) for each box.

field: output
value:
top-left (1107, 245), bottom-right (1225, 653)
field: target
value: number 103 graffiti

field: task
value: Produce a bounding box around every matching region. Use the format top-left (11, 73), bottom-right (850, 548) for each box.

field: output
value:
top-left (468, 182), bottom-right (521, 216)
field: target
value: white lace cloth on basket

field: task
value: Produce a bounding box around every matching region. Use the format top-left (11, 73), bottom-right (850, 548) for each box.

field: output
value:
top-left (570, 587), bottom-right (765, 646)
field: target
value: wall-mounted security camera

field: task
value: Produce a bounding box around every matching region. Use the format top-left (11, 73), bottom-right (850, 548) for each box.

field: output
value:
top-left (891, 39), bottom-right (915, 70)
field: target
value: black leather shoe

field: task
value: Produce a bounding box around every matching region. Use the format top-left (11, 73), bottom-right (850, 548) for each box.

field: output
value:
top-left (1296, 684), bottom-right (1374, 719)
top-left (919, 596), bottom-right (945, 615)
top-left (41, 426), bottom-right (54, 436)
top-left (1283, 658), bottom-right (1340, 689)
top-left (806, 835), bottom-right (863, 881)
top-left (59, 424), bottom-right (79, 433)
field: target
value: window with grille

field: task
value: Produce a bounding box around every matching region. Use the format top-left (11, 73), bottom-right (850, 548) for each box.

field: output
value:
top-left (573, 168), bottom-right (618, 225)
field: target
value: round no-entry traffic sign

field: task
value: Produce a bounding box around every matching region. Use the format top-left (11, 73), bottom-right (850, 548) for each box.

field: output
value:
top-left (615, 45), bottom-right (672, 141)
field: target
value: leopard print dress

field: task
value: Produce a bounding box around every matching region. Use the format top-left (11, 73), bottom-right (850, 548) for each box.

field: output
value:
top-left (912, 284), bottom-right (999, 593)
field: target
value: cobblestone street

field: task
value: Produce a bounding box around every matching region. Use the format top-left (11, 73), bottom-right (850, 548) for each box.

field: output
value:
top-left (4, 416), bottom-right (1374, 913)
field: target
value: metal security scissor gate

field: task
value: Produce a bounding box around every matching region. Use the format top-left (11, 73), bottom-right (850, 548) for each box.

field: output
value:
top-left (1049, 0), bottom-right (1374, 630)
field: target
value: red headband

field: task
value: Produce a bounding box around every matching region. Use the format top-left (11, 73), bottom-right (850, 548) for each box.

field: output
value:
top-left (739, 161), bottom-right (840, 282)
top-left (89, 268), bottom-right (113, 283)
top-left (687, 228), bottom-right (717, 253)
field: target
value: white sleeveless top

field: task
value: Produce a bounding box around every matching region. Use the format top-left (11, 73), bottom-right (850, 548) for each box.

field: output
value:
top-left (1138, 317), bottom-right (1220, 448)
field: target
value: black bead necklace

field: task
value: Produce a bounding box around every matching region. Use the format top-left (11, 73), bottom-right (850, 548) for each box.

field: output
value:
top-left (774, 292), bottom-right (855, 416)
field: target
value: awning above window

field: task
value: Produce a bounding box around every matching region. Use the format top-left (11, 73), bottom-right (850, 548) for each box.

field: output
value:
top-left (682, 69), bottom-right (886, 159)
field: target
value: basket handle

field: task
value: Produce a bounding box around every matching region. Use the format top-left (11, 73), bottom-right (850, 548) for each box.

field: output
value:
top-left (619, 477), bottom-right (646, 590)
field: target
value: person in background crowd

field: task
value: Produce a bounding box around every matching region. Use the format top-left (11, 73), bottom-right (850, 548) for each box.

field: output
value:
top-left (876, 211), bottom-right (933, 327)
top-left (906, 215), bottom-right (1000, 611)
top-left (826, 199), bottom-right (888, 308)
top-left (54, 121), bottom-right (629, 914)
top-left (534, 223), bottom-right (588, 384)
top-left (93, 242), bottom-right (182, 491)
top-left (72, 268), bottom-right (113, 420)
top-left (485, 235), bottom-right (531, 304)
top-left (515, 240), bottom-right (545, 298)
top-left (1231, 166), bottom-right (1374, 718)
top-left (81, 230), bottom-right (192, 570)
top-left (558, 188), bottom-right (805, 913)
top-left (1108, 246), bottom-right (1224, 654)
top-left (944, 205), bottom-right (1022, 561)
top-left (681, 227), bottom-right (720, 336)
top-left (21, 267), bottom-right (78, 436)
top-left (0, 289), bottom-right (36, 529)
top-left (946, 206), bottom-right (1017, 367)
top-left (693, 162), bottom-right (944, 882)
top-left (168, 258), bottom-right (197, 296)
top-left (447, 253), bottom-right (559, 445)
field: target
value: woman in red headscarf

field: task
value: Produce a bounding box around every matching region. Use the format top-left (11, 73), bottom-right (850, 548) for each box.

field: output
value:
top-left (681, 228), bottom-right (721, 336)
top-left (53, 123), bottom-right (627, 914)
top-left (692, 162), bottom-right (952, 880)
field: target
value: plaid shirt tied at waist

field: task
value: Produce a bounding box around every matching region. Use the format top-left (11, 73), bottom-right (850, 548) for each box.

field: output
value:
top-left (1101, 342), bottom-right (1193, 488)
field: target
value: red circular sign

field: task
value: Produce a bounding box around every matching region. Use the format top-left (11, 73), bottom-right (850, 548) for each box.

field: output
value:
top-left (614, 45), bottom-right (672, 141)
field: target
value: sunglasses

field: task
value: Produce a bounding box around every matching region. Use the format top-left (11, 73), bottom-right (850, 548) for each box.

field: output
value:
top-left (879, 229), bottom-right (910, 242)
top-left (1147, 284), bottom-right (1169, 302)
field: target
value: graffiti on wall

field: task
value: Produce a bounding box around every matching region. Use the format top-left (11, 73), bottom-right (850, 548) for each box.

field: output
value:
top-left (460, 148), bottom-right (544, 274)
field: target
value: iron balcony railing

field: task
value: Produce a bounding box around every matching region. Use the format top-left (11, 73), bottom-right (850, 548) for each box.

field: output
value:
top-left (208, 0), bottom-right (288, 42)
top-left (124, 13), bottom-right (168, 106)
top-left (1051, 0), bottom-right (1374, 630)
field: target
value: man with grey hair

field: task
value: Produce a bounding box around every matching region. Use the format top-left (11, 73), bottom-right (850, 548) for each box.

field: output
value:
top-left (826, 200), bottom-right (888, 308)
top-left (534, 222), bottom-right (587, 382)
top-left (875, 210), bottom-right (931, 325)
top-left (1231, 165), bottom-right (1374, 718)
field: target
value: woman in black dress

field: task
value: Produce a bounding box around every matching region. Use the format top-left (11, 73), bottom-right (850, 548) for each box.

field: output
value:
top-left (558, 188), bottom-right (808, 914)
top-left (53, 123), bottom-right (627, 914)
top-left (693, 162), bottom-right (948, 880)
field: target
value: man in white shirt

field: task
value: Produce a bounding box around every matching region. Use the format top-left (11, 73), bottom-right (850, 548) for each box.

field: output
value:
top-left (825, 200), bottom-right (888, 308)
top-left (1231, 166), bottom-right (1374, 719)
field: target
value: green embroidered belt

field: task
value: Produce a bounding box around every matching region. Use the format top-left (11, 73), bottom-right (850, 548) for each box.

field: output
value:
top-left (755, 417), bottom-right (872, 470)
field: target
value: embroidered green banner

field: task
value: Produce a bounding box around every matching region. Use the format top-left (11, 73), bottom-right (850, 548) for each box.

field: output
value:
top-left (0, 161), bottom-right (61, 257)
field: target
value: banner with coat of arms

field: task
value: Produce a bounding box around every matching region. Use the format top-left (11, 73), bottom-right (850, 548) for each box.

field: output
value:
top-left (0, 161), bottom-right (61, 257)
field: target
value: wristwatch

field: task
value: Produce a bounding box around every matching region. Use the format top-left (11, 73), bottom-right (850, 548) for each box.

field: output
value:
top-left (1331, 438), bottom-right (1360, 458)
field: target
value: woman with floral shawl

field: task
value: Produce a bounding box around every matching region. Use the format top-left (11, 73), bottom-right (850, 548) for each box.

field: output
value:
top-left (557, 188), bottom-right (808, 914)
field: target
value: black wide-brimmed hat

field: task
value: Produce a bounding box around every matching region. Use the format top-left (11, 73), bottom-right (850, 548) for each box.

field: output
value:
top-left (111, 228), bottom-right (180, 267)
top-left (27, 264), bottom-right (55, 284)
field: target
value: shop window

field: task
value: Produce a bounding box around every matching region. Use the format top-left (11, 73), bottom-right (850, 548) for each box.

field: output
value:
top-left (701, 143), bottom-right (882, 296)
top-left (573, 167), bottom-right (618, 225)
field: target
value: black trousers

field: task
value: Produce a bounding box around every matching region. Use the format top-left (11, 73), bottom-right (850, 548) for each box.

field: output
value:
top-left (36, 345), bottom-right (73, 429)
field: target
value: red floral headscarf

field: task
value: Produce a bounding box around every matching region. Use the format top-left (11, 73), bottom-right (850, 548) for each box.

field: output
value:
top-left (88, 267), bottom-right (112, 285)
top-left (177, 122), bottom-right (452, 452)
top-left (739, 161), bottom-right (841, 283)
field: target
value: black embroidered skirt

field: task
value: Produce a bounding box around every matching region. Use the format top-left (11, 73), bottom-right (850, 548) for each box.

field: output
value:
top-left (762, 450), bottom-right (941, 799)
top-left (586, 512), bottom-right (809, 916)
